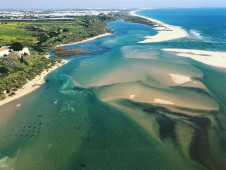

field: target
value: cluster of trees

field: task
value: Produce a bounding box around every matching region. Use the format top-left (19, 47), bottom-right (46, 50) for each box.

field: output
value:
top-left (11, 42), bottom-right (24, 51)
top-left (0, 50), bottom-right (58, 99)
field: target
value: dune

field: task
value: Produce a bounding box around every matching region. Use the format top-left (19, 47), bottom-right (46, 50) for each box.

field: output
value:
top-left (163, 48), bottom-right (226, 69)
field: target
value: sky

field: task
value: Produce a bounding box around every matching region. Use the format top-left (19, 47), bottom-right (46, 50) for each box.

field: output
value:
top-left (1, 0), bottom-right (226, 9)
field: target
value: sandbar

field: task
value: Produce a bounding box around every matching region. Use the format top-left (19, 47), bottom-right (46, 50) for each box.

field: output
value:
top-left (154, 98), bottom-right (175, 105)
top-left (163, 48), bottom-right (226, 69)
top-left (169, 73), bottom-right (191, 85)
top-left (130, 10), bottom-right (188, 43)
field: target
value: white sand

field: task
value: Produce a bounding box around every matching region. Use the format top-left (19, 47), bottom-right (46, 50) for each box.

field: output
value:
top-left (56, 33), bottom-right (112, 47)
top-left (169, 73), bottom-right (191, 85)
top-left (0, 156), bottom-right (10, 168)
top-left (129, 11), bottom-right (188, 43)
top-left (130, 94), bottom-right (136, 99)
top-left (154, 98), bottom-right (175, 105)
top-left (0, 60), bottom-right (68, 106)
top-left (163, 48), bottom-right (226, 69)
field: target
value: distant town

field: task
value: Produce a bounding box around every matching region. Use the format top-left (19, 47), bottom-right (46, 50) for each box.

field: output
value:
top-left (0, 9), bottom-right (120, 20)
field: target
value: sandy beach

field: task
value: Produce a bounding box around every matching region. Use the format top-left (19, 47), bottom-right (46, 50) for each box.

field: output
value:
top-left (56, 33), bottom-right (112, 47)
top-left (163, 48), bottom-right (226, 69)
top-left (130, 10), bottom-right (188, 43)
top-left (0, 60), bottom-right (68, 106)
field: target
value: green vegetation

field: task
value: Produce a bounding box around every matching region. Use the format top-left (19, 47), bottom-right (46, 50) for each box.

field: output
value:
top-left (0, 50), bottom-right (60, 99)
top-left (123, 15), bottom-right (156, 27)
top-left (0, 15), bottom-right (114, 48)
top-left (11, 42), bottom-right (24, 51)
top-left (114, 11), bottom-right (156, 27)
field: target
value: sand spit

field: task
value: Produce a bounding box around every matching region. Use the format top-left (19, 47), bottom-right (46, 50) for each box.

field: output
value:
top-left (129, 11), bottom-right (188, 43)
top-left (169, 73), bottom-right (191, 85)
top-left (163, 48), bottom-right (226, 69)
top-left (0, 60), bottom-right (68, 106)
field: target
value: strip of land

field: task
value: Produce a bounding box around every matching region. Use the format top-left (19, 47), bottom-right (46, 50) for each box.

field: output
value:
top-left (56, 33), bottom-right (112, 47)
top-left (163, 48), bottom-right (226, 69)
top-left (130, 10), bottom-right (188, 43)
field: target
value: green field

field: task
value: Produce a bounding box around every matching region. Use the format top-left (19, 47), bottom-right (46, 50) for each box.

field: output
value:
top-left (0, 22), bottom-right (38, 46)
top-left (0, 15), bottom-right (113, 47)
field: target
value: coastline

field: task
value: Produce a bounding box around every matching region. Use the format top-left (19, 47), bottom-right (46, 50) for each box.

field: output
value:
top-left (56, 33), bottom-right (112, 47)
top-left (0, 32), bottom-right (113, 106)
top-left (163, 48), bottom-right (226, 69)
top-left (130, 10), bottom-right (188, 43)
top-left (0, 59), bottom-right (68, 106)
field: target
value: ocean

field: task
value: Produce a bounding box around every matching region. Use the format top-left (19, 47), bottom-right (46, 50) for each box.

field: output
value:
top-left (138, 8), bottom-right (226, 51)
top-left (0, 8), bottom-right (226, 169)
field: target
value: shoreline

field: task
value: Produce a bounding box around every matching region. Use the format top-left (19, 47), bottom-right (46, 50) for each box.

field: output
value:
top-left (0, 59), bottom-right (68, 106)
top-left (130, 10), bottom-right (188, 43)
top-left (0, 32), bottom-right (113, 106)
top-left (163, 48), bottom-right (226, 69)
top-left (56, 33), bottom-right (112, 47)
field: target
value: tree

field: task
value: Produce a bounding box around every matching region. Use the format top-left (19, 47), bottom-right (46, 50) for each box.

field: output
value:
top-left (11, 42), bottom-right (23, 51)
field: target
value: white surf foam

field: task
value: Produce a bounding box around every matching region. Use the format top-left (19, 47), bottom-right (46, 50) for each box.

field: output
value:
top-left (189, 29), bottom-right (203, 40)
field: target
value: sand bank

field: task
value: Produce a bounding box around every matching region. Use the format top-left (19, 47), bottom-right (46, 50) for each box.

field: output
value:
top-left (0, 60), bottom-right (68, 106)
top-left (169, 73), bottom-right (191, 85)
top-left (129, 11), bottom-right (188, 43)
top-left (154, 98), bottom-right (175, 105)
top-left (163, 48), bottom-right (226, 69)
top-left (56, 33), bottom-right (112, 47)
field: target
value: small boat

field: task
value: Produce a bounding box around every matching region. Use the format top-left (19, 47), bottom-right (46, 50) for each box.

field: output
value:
top-left (16, 104), bottom-right (21, 107)
top-left (53, 100), bottom-right (58, 104)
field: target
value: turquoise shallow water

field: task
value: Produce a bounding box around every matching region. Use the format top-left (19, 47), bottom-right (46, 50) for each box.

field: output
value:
top-left (0, 9), bottom-right (226, 170)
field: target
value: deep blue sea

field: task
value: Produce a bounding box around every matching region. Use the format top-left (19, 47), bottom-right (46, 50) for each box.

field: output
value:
top-left (138, 8), bottom-right (226, 51)
top-left (0, 8), bottom-right (226, 170)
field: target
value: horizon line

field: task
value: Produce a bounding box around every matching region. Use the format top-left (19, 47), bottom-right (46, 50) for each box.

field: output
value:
top-left (0, 7), bottom-right (225, 10)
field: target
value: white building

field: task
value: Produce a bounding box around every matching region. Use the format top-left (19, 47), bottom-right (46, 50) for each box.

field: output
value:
top-left (20, 47), bottom-right (30, 55)
top-left (0, 47), bottom-right (10, 57)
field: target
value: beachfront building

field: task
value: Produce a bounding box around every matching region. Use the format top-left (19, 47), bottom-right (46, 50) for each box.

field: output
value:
top-left (0, 47), bottom-right (10, 57)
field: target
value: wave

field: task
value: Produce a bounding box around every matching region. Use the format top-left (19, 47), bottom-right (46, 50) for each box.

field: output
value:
top-left (189, 29), bottom-right (203, 40)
